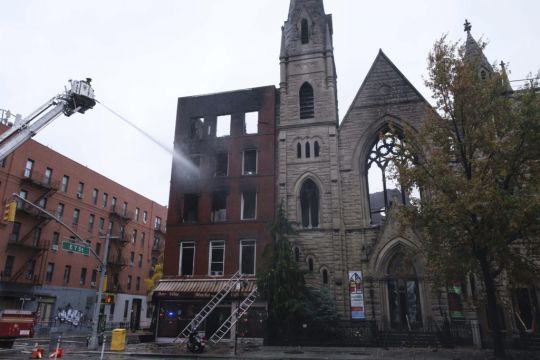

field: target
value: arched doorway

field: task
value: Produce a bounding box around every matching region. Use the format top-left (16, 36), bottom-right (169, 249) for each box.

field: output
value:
top-left (386, 252), bottom-right (422, 330)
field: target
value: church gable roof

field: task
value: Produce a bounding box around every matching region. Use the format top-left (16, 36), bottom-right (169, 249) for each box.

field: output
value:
top-left (340, 50), bottom-right (428, 128)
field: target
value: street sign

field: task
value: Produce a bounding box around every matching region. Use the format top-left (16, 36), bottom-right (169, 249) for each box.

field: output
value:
top-left (62, 241), bottom-right (90, 256)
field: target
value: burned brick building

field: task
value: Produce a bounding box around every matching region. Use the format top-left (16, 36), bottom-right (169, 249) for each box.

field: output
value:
top-left (156, 0), bottom-right (539, 346)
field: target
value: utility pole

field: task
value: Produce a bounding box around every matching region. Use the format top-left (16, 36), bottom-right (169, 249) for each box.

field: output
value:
top-left (88, 233), bottom-right (111, 350)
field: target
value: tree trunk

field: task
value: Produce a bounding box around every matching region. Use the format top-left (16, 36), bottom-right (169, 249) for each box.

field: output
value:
top-left (478, 251), bottom-right (506, 358)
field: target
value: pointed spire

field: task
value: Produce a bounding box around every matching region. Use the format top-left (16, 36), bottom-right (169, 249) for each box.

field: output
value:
top-left (463, 19), bottom-right (493, 73)
top-left (499, 61), bottom-right (514, 93)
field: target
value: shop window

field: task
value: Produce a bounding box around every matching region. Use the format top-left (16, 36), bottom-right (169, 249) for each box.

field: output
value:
top-left (216, 115), bottom-right (231, 137)
top-left (179, 242), bottom-right (195, 276)
top-left (299, 82), bottom-right (314, 119)
top-left (215, 152), bottom-right (228, 176)
top-left (209, 241), bottom-right (225, 276)
top-left (240, 240), bottom-right (256, 275)
top-left (300, 179), bottom-right (319, 228)
top-left (211, 191), bottom-right (227, 222)
top-left (244, 112), bottom-right (258, 134)
top-left (243, 150), bottom-right (257, 175)
top-left (183, 194), bottom-right (199, 223)
top-left (241, 190), bottom-right (256, 220)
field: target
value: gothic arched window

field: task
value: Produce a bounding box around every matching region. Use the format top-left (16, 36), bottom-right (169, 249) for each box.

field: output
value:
top-left (301, 18), bottom-right (309, 44)
top-left (294, 247), bottom-right (300, 262)
top-left (322, 269), bottom-right (328, 284)
top-left (300, 179), bottom-right (319, 228)
top-left (308, 257), bottom-right (314, 272)
top-left (366, 130), bottom-right (417, 224)
top-left (297, 143), bottom-right (302, 158)
top-left (299, 83), bottom-right (314, 119)
top-left (314, 141), bottom-right (320, 157)
top-left (305, 142), bottom-right (311, 158)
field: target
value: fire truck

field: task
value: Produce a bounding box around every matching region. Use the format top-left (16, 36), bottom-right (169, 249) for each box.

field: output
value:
top-left (0, 310), bottom-right (36, 348)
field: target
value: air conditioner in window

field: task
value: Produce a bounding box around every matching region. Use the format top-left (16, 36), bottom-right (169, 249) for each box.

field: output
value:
top-left (52, 244), bottom-right (58, 251)
top-left (244, 171), bottom-right (255, 175)
top-left (76, 193), bottom-right (83, 199)
top-left (210, 271), bottom-right (223, 276)
top-left (90, 282), bottom-right (96, 288)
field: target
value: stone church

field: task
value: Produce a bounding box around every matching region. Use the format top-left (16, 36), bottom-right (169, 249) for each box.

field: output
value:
top-left (157, 0), bottom-right (538, 346)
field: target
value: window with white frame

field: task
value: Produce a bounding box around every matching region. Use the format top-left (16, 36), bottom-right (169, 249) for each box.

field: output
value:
top-left (209, 241), bottom-right (225, 276)
top-left (179, 242), bottom-right (195, 276)
top-left (240, 240), bottom-right (256, 275)
top-left (241, 190), bottom-right (256, 220)
top-left (243, 150), bottom-right (257, 175)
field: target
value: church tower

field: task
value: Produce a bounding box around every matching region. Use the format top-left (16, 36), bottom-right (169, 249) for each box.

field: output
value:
top-left (277, 0), bottom-right (346, 313)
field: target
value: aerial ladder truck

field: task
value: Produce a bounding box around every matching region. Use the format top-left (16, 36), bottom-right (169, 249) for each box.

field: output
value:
top-left (0, 78), bottom-right (95, 161)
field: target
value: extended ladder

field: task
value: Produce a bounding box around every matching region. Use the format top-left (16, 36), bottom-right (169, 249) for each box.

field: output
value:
top-left (173, 271), bottom-right (245, 343)
top-left (210, 286), bottom-right (259, 343)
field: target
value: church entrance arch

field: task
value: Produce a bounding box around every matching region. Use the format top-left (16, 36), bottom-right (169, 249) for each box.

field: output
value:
top-left (386, 252), bottom-right (422, 330)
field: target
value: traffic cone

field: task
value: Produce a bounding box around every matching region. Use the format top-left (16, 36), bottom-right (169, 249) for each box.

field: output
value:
top-left (31, 342), bottom-right (44, 359)
top-left (48, 348), bottom-right (63, 358)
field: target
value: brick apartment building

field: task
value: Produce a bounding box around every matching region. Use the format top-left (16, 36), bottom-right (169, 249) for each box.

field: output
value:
top-left (0, 122), bottom-right (167, 330)
top-left (154, 86), bottom-right (276, 341)
top-left (156, 0), bottom-right (538, 346)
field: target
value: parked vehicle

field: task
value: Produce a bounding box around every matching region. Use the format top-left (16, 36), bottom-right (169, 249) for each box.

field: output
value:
top-left (0, 310), bottom-right (35, 348)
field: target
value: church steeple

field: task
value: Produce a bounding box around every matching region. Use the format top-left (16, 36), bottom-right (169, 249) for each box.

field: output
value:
top-left (279, 0), bottom-right (337, 126)
top-left (463, 19), bottom-right (493, 76)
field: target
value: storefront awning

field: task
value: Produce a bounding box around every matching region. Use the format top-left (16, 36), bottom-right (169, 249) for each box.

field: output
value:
top-left (151, 278), bottom-right (256, 300)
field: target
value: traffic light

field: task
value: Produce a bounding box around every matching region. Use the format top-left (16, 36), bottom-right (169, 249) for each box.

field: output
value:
top-left (3, 201), bottom-right (16, 222)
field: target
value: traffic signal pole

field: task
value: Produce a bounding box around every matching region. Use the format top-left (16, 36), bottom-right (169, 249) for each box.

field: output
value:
top-left (88, 232), bottom-right (110, 350)
top-left (10, 193), bottom-right (111, 350)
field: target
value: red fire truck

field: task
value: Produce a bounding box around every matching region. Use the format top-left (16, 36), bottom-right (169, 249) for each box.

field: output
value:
top-left (0, 310), bottom-right (36, 348)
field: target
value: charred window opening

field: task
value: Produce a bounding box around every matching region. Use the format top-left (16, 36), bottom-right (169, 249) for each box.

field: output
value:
top-left (211, 190), bottom-right (227, 222)
top-left (301, 18), bottom-right (309, 44)
top-left (314, 141), bottom-right (320, 157)
top-left (216, 115), bottom-right (231, 137)
top-left (240, 240), bottom-right (256, 275)
top-left (190, 117), bottom-right (204, 140)
top-left (243, 149), bottom-right (257, 175)
top-left (300, 179), bottom-right (319, 228)
top-left (305, 142), bottom-right (311, 158)
top-left (241, 190), bottom-right (257, 220)
top-left (215, 152), bottom-right (228, 176)
top-left (183, 194), bottom-right (199, 223)
top-left (244, 112), bottom-right (258, 134)
top-left (299, 83), bottom-right (314, 119)
top-left (180, 242), bottom-right (195, 276)
top-left (297, 143), bottom-right (302, 158)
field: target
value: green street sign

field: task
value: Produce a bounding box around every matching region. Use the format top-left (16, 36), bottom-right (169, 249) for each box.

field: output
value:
top-left (62, 241), bottom-right (90, 256)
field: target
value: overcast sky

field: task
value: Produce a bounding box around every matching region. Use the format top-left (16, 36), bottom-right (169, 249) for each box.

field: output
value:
top-left (1, 0), bottom-right (538, 206)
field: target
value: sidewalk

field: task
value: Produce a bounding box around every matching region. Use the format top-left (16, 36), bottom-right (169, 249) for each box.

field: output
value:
top-left (70, 341), bottom-right (540, 360)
